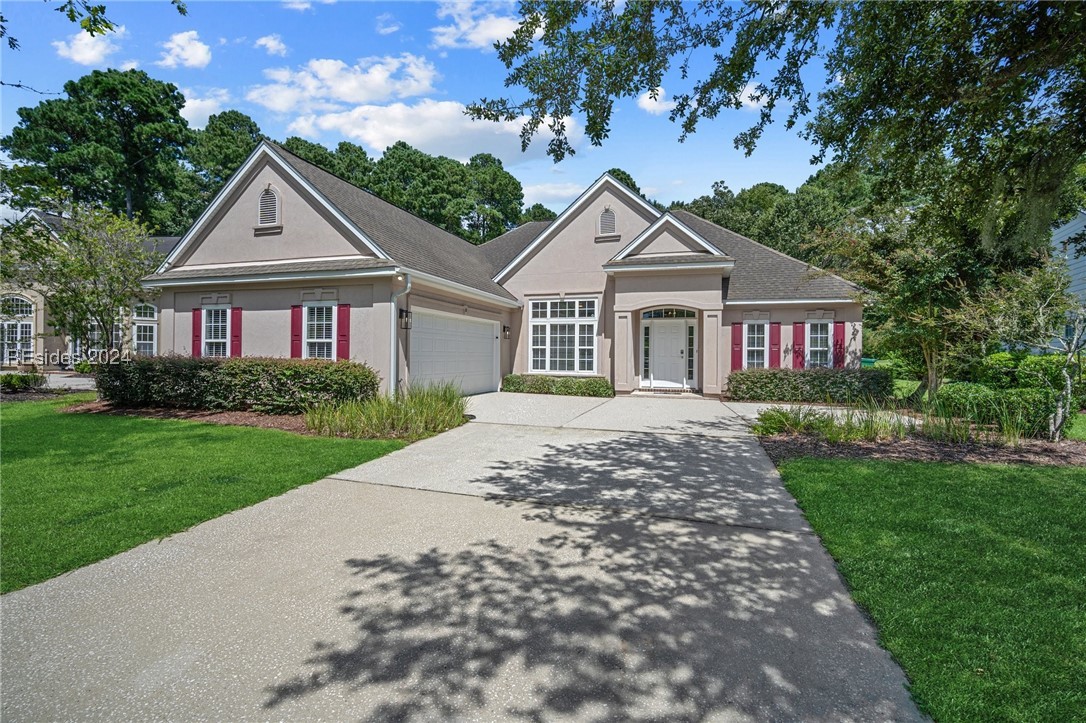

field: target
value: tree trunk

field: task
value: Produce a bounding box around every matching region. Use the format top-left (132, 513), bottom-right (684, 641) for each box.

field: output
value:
top-left (125, 188), bottom-right (134, 220)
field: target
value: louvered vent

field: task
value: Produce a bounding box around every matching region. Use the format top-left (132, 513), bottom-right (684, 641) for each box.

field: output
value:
top-left (599, 208), bottom-right (616, 235)
top-left (258, 189), bottom-right (279, 226)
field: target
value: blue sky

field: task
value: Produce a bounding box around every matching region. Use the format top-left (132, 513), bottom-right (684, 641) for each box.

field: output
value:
top-left (1, 0), bottom-right (831, 211)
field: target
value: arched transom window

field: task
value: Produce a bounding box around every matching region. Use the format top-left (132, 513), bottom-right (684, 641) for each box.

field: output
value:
top-left (1, 295), bottom-right (34, 364)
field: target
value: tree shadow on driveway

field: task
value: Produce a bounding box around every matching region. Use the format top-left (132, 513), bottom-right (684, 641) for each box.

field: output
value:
top-left (264, 434), bottom-right (918, 721)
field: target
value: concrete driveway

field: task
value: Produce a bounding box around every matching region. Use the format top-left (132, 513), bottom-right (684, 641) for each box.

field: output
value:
top-left (1, 392), bottom-right (920, 721)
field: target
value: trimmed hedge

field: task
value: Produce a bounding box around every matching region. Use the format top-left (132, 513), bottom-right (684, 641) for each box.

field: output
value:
top-left (936, 381), bottom-right (1056, 438)
top-left (1, 372), bottom-right (47, 393)
top-left (96, 356), bottom-right (381, 414)
top-left (727, 367), bottom-right (894, 403)
top-left (937, 382), bottom-right (999, 423)
top-left (501, 374), bottom-right (614, 398)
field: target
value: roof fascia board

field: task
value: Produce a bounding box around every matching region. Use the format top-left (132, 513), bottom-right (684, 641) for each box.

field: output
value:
top-left (613, 213), bottom-right (722, 260)
top-left (406, 268), bottom-right (522, 308)
top-left (493, 173), bottom-right (662, 283)
top-left (143, 267), bottom-right (399, 288)
top-left (604, 260), bottom-right (735, 273)
top-left (723, 298), bottom-right (858, 305)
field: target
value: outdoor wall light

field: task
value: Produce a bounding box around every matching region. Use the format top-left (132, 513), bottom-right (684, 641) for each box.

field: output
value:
top-left (502, 325), bottom-right (511, 339)
top-left (399, 309), bottom-right (412, 329)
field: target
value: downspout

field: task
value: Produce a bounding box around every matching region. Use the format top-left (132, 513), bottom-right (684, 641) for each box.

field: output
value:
top-left (389, 269), bottom-right (411, 396)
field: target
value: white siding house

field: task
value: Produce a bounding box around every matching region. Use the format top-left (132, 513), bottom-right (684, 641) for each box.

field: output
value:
top-left (1053, 210), bottom-right (1086, 300)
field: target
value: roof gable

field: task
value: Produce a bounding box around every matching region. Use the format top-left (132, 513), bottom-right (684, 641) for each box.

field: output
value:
top-left (493, 173), bottom-right (661, 283)
top-left (612, 213), bottom-right (724, 260)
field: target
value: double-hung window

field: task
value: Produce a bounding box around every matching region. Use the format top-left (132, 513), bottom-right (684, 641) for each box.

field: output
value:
top-left (304, 303), bottom-right (335, 359)
top-left (807, 321), bottom-right (831, 368)
top-left (133, 304), bottom-right (157, 356)
top-left (203, 307), bottom-right (229, 358)
top-left (530, 298), bottom-right (597, 373)
top-left (744, 322), bottom-right (767, 369)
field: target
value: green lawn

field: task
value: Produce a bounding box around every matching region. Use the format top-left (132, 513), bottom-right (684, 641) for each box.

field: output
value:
top-left (1066, 413), bottom-right (1086, 441)
top-left (778, 458), bottom-right (1086, 722)
top-left (1, 394), bottom-right (403, 593)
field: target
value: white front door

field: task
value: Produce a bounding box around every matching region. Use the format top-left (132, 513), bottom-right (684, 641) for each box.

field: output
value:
top-left (649, 319), bottom-right (688, 388)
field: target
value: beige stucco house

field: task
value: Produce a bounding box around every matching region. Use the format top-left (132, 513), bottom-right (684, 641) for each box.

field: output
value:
top-left (144, 141), bottom-right (863, 397)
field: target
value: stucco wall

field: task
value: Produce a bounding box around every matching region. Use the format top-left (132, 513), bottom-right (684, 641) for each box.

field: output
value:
top-left (502, 185), bottom-right (658, 380)
top-left (176, 160), bottom-right (373, 267)
top-left (627, 226), bottom-right (704, 257)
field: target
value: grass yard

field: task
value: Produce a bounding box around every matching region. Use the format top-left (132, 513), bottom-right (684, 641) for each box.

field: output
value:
top-left (778, 458), bottom-right (1086, 722)
top-left (1, 394), bottom-right (403, 593)
top-left (1066, 413), bottom-right (1086, 441)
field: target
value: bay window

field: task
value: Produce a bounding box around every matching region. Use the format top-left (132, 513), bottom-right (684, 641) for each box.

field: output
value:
top-left (530, 298), bottom-right (597, 373)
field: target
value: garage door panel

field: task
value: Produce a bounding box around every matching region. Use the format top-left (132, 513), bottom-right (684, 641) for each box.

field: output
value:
top-left (409, 311), bottom-right (498, 395)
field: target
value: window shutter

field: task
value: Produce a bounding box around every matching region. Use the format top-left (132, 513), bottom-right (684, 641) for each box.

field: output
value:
top-left (230, 307), bottom-right (243, 358)
top-left (290, 305), bottom-right (302, 358)
top-left (599, 209), bottom-right (616, 235)
top-left (730, 322), bottom-right (742, 371)
top-left (833, 321), bottom-right (846, 368)
top-left (258, 189), bottom-right (278, 226)
top-left (792, 322), bottom-right (805, 369)
top-left (769, 322), bottom-right (781, 368)
top-left (191, 308), bottom-right (202, 358)
top-left (336, 304), bottom-right (350, 360)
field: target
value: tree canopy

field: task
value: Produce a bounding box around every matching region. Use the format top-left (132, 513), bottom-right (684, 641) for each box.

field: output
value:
top-left (471, 1), bottom-right (1086, 251)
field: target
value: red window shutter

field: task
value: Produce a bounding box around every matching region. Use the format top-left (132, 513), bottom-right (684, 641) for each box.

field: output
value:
top-left (730, 322), bottom-right (743, 371)
top-left (191, 308), bottom-right (202, 358)
top-left (230, 307), bottom-right (243, 357)
top-left (792, 321), bottom-right (805, 369)
top-left (336, 304), bottom-right (350, 360)
top-left (833, 321), bottom-right (846, 368)
top-left (769, 322), bottom-right (781, 368)
top-left (290, 305), bottom-right (303, 358)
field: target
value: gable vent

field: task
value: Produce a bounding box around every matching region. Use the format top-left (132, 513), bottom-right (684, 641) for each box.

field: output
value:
top-left (599, 208), bottom-right (616, 235)
top-left (258, 188), bottom-right (279, 226)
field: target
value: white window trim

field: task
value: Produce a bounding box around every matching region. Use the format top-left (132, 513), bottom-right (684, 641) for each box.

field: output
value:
top-left (743, 320), bottom-right (769, 369)
top-left (133, 303), bottom-right (158, 321)
top-left (202, 305), bottom-right (231, 358)
top-left (639, 312), bottom-right (699, 389)
top-left (1, 295), bottom-right (34, 364)
top-left (257, 186), bottom-right (281, 227)
top-left (302, 301), bottom-right (337, 360)
top-left (133, 321), bottom-right (158, 356)
top-left (527, 295), bottom-right (599, 376)
top-left (805, 320), bottom-right (832, 369)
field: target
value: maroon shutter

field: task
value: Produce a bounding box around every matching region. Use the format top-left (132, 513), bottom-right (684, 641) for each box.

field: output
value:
top-left (191, 308), bottom-right (202, 357)
top-left (230, 307), bottom-right (242, 357)
top-left (793, 321), bottom-right (805, 369)
top-left (833, 321), bottom-right (846, 368)
top-left (769, 322), bottom-right (781, 368)
top-left (730, 322), bottom-right (743, 371)
top-left (336, 304), bottom-right (350, 360)
top-left (290, 305), bottom-right (303, 358)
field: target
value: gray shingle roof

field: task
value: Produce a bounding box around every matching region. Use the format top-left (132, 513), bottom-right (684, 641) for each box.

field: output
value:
top-left (145, 257), bottom-right (395, 282)
top-left (33, 211), bottom-right (181, 258)
top-left (477, 221), bottom-right (550, 276)
top-left (268, 143), bottom-right (516, 301)
top-left (604, 253), bottom-right (734, 268)
top-left (672, 210), bottom-right (860, 301)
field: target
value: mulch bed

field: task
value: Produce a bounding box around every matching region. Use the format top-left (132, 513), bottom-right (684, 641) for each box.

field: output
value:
top-left (761, 433), bottom-right (1086, 467)
top-left (63, 400), bottom-right (311, 435)
top-left (1, 391), bottom-right (69, 402)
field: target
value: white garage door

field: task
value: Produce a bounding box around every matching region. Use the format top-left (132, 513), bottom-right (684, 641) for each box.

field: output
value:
top-left (409, 310), bottom-right (498, 395)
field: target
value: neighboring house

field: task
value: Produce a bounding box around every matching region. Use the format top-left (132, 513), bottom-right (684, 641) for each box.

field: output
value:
top-left (0, 211), bottom-right (180, 368)
top-left (1053, 210), bottom-right (1086, 301)
top-left (145, 141), bottom-right (862, 397)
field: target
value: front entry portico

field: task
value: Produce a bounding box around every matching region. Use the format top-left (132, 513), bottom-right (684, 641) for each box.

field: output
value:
top-left (641, 309), bottom-right (697, 390)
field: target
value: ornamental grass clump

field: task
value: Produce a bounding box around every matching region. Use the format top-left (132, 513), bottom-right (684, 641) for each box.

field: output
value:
top-left (306, 383), bottom-right (467, 442)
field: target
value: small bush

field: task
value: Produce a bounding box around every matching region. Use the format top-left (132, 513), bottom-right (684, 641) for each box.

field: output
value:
top-left (0, 372), bottom-right (47, 393)
top-left (306, 383), bottom-right (466, 441)
top-left (728, 368), bottom-right (894, 403)
top-left (994, 387), bottom-right (1056, 439)
top-left (501, 374), bottom-right (614, 397)
top-left (936, 382), bottom-right (998, 423)
top-left (96, 355), bottom-right (381, 414)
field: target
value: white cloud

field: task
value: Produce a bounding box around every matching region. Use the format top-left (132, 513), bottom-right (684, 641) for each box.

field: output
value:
top-left (739, 81), bottom-right (766, 110)
top-left (286, 98), bottom-right (582, 166)
top-left (283, 1), bottom-right (311, 9)
top-left (636, 87), bottom-right (676, 116)
top-left (181, 88), bottom-right (230, 128)
top-left (431, 2), bottom-right (520, 50)
top-left (119, 59), bottom-right (140, 71)
top-left (156, 30), bottom-right (212, 69)
top-left (376, 12), bottom-right (402, 35)
top-left (255, 34), bottom-right (288, 56)
top-left (246, 54), bottom-right (439, 113)
top-left (523, 182), bottom-right (585, 205)
top-left (52, 26), bottom-right (126, 65)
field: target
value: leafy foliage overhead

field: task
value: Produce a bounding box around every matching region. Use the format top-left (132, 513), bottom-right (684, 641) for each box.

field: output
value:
top-left (471, 1), bottom-right (1086, 250)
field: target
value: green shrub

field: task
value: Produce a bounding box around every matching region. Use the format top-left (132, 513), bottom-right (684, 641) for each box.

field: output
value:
top-left (994, 387), bottom-right (1056, 439)
top-left (975, 352), bottom-right (1026, 389)
top-left (96, 355), bottom-right (381, 414)
top-left (0, 372), bottom-right (47, 393)
top-left (306, 383), bottom-right (466, 441)
top-left (935, 382), bottom-right (998, 423)
top-left (874, 352), bottom-right (924, 381)
top-left (728, 368), bottom-right (894, 403)
top-left (501, 374), bottom-right (615, 397)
